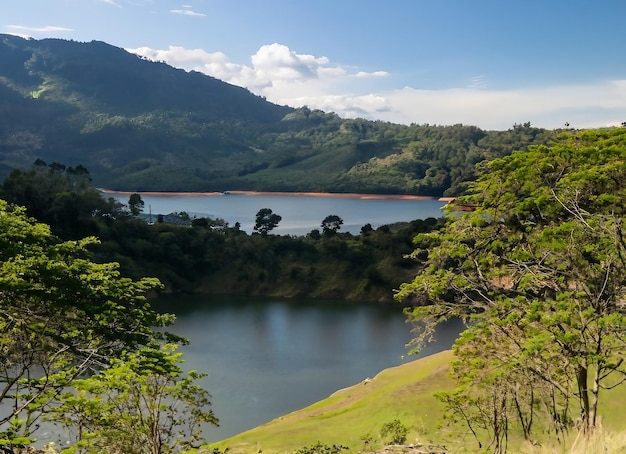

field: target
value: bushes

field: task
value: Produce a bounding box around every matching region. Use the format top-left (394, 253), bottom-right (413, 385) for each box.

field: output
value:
top-left (380, 419), bottom-right (409, 444)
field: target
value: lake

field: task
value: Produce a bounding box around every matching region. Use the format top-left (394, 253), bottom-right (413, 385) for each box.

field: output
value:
top-left (102, 191), bottom-right (448, 235)
top-left (153, 295), bottom-right (464, 442)
top-left (99, 191), bottom-right (458, 442)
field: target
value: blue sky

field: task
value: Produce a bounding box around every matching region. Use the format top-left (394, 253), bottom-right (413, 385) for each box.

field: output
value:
top-left (3, 0), bottom-right (625, 130)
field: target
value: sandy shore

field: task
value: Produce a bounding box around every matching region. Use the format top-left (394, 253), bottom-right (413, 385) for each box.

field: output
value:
top-left (97, 188), bottom-right (449, 201)
top-left (98, 188), bottom-right (224, 197)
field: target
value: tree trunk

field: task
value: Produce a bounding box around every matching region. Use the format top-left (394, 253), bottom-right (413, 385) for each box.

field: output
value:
top-left (576, 365), bottom-right (590, 430)
top-left (590, 365), bottom-right (601, 428)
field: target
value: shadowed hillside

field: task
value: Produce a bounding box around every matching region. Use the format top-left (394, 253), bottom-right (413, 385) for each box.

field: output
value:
top-left (0, 34), bottom-right (555, 194)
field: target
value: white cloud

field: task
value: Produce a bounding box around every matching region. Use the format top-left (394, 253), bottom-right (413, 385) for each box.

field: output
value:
top-left (7, 25), bottom-right (73, 33)
top-left (101, 0), bottom-right (122, 7)
top-left (170, 8), bottom-right (206, 17)
top-left (467, 75), bottom-right (487, 89)
top-left (128, 43), bottom-right (388, 90)
top-left (287, 93), bottom-right (390, 119)
top-left (128, 43), bottom-right (626, 130)
top-left (356, 71), bottom-right (390, 78)
top-left (379, 81), bottom-right (626, 129)
top-left (129, 45), bottom-right (245, 82)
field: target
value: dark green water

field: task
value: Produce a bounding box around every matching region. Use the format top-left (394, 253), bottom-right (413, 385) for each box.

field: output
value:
top-left (154, 295), bottom-right (463, 441)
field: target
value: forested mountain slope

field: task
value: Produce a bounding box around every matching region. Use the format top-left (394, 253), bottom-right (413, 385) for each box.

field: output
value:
top-left (0, 34), bottom-right (555, 195)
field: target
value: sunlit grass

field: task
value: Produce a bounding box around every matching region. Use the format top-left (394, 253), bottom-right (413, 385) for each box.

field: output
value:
top-left (209, 350), bottom-right (455, 453)
top-left (206, 347), bottom-right (626, 454)
top-left (520, 424), bottom-right (626, 454)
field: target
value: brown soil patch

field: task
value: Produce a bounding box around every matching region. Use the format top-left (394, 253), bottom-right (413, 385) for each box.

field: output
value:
top-left (97, 188), bottom-right (447, 201)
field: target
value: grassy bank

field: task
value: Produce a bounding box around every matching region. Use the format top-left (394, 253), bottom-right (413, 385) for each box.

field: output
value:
top-left (210, 350), bottom-right (456, 453)
top-left (208, 349), bottom-right (626, 454)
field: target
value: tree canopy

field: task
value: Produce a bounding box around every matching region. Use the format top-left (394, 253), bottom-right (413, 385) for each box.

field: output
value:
top-left (128, 192), bottom-right (145, 216)
top-left (50, 343), bottom-right (218, 453)
top-left (0, 161), bottom-right (125, 239)
top-left (0, 199), bottom-right (186, 448)
top-left (254, 208), bottom-right (282, 235)
top-left (321, 215), bottom-right (343, 236)
top-left (396, 128), bottom-right (626, 451)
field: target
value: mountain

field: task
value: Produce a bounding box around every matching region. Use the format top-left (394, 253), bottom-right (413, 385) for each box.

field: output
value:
top-left (0, 34), bottom-right (555, 195)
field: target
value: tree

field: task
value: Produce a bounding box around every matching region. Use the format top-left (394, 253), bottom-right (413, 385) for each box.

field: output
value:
top-left (0, 199), bottom-right (179, 448)
top-left (50, 344), bottom-right (218, 454)
top-left (360, 223), bottom-right (374, 235)
top-left (380, 419), bottom-right (409, 444)
top-left (128, 193), bottom-right (145, 216)
top-left (0, 162), bottom-right (123, 239)
top-left (321, 214), bottom-right (343, 236)
top-left (308, 228), bottom-right (321, 240)
top-left (254, 208), bottom-right (281, 235)
top-left (396, 129), bottom-right (626, 448)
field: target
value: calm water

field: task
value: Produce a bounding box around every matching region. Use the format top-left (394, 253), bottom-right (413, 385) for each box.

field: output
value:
top-left (104, 192), bottom-right (447, 235)
top-left (99, 192), bottom-right (455, 441)
top-left (154, 295), bottom-right (464, 441)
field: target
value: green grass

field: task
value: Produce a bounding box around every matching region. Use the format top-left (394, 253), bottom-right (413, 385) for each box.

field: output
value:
top-left (207, 349), bottom-right (626, 454)
top-left (209, 350), bottom-right (456, 453)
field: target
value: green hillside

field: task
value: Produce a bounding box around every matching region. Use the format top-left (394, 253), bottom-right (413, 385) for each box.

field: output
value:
top-left (210, 350), bottom-right (626, 454)
top-left (212, 350), bottom-right (456, 453)
top-left (0, 35), bottom-right (555, 195)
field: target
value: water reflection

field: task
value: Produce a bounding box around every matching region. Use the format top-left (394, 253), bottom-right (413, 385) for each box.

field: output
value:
top-left (153, 295), bottom-right (464, 441)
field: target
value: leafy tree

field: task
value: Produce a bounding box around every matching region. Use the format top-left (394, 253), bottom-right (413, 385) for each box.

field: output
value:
top-left (0, 162), bottom-right (124, 239)
top-left (396, 129), bottom-right (626, 448)
top-left (360, 223), bottom-right (374, 235)
top-left (128, 192), bottom-right (145, 216)
top-left (254, 208), bottom-right (282, 235)
top-left (50, 344), bottom-right (218, 454)
top-left (321, 214), bottom-right (343, 236)
top-left (0, 199), bottom-right (178, 447)
top-left (380, 418), bottom-right (409, 444)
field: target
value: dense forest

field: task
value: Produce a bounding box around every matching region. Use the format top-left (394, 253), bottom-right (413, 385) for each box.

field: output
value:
top-left (0, 34), bottom-right (555, 195)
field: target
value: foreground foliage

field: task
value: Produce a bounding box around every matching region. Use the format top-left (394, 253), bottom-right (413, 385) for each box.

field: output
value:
top-left (50, 344), bottom-right (217, 454)
top-left (397, 128), bottom-right (626, 452)
top-left (0, 199), bottom-right (216, 452)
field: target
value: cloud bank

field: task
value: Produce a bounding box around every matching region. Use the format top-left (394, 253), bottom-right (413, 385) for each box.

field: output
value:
top-left (7, 25), bottom-right (73, 35)
top-left (170, 8), bottom-right (206, 17)
top-left (129, 43), bottom-right (626, 130)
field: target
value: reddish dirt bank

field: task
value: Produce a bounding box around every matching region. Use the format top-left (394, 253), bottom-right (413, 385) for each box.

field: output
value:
top-left (97, 188), bottom-right (450, 201)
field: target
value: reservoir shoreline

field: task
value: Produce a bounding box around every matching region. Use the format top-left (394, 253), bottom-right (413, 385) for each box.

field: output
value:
top-left (97, 188), bottom-right (454, 202)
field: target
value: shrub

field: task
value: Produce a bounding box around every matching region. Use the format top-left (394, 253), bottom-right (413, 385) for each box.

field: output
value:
top-left (380, 419), bottom-right (409, 444)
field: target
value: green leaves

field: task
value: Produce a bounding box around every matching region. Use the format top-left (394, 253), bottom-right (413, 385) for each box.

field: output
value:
top-left (0, 199), bottom-right (181, 447)
top-left (398, 128), bottom-right (626, 443)
top-left (50, 344), bottom-right (218, 454)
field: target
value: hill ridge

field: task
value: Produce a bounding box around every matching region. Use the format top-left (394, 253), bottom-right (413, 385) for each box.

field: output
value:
top-left (0, 34), bottom-right (555, 194)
